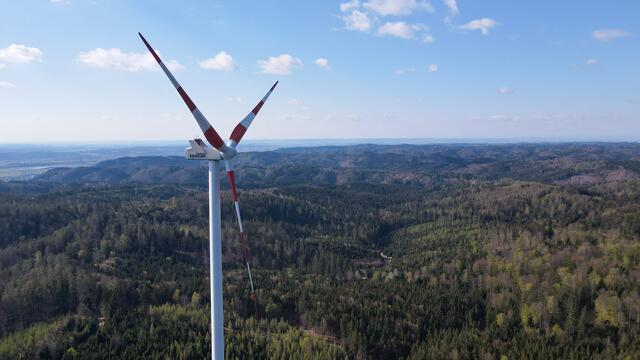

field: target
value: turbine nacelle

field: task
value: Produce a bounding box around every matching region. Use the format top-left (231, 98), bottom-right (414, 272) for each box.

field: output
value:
top-left (186, 139), bottom-right (221, 160)
top-left (185, 139), bottom-right (239, 160)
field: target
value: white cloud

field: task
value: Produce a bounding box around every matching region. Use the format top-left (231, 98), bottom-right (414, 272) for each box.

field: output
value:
top-left (0, 81), bottom-right (15, 88)
top-left (469, 114), bottom-right (510, 121)
top-left (443, 0), bottom-right (458, 15)
top-left (288, 98), bottom-right (304, 105)
top-left (592, 29), bottom-right (630, 42)
top-left (378, 22), bottom-right (427, 39)
top-left (460, 18), bottom-right (497, 35)
top-left (341, 10), bottom-right (372, 32)
top-left (363, 0), bottom-right (434, 16)
top-left (223, 96), bottom-right (242, 103)
top-left (394, 67), bottom-right (415, 75)
top-left (498, 86), bottom-right (513, 95)
top-left (315, 58), bottom-right (331, 68)
top-left (423, 34), bottom-right (435, 43)
top-left (0, 64), bottom-right (6, 69)
top-left (428, 64), bottom-right (438, 72)
top-left (257, 54), bottom-right (302, 75)
top-left (315, 58), bottom-right (330, 68)
top-left (0, 44), bottom-right (43, 64)
top-left (77, 48), bottom-right (182, 72)
top-left (586, 59), bottom-right (599, 65)
top-left (469, 113), bottom-right (577, 123)
top-left (340, 0), bottom-right (360, 12)
top-left (199, 51), bottom-right (236, 72)
top-left (378, 22), bottom-right (412, 39)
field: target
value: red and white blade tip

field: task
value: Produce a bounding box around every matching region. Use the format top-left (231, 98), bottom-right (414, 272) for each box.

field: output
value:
top-left (228, 81), bottom-right (279, 145)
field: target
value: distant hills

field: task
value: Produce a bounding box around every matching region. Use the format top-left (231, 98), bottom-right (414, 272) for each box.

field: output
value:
top-left (33, 143), bottom-right (640, 187)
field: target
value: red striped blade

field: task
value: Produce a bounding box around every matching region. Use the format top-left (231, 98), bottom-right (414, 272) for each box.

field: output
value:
top-left (228, 81), bottom-right (279, 146)
top-left (138, 32), bottom-right (229, 153)
top-left (225, 161), bottom-right (255, 293)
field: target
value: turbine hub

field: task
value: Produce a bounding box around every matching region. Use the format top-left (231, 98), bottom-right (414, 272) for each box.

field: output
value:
top-left (221, 147), bottom-right (238, 160)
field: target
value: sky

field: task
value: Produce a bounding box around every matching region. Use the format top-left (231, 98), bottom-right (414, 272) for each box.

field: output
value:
top-left (0, 0), bottom-right (639, 143)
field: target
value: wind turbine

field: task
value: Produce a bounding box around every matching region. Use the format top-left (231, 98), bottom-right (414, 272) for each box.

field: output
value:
top-left (138, 32), bottom-right (277, 360)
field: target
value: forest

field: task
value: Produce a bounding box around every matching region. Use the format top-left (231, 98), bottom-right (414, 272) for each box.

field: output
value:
top-left (1, 143), bottom-right (640, 359)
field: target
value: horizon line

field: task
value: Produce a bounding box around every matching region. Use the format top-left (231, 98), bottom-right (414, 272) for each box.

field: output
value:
top-left (1, 137), bottom-right (640, 146)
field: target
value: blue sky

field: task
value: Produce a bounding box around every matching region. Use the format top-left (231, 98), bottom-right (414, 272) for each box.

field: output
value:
top-left (0, 0), bottom-right (638, 143)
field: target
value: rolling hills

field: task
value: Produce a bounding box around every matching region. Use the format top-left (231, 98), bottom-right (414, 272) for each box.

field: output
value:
top-left (1, 143), bottom-right (640, 359)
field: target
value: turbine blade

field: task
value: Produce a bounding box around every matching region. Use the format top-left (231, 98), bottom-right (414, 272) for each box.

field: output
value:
top-left (138, 32), bottom-right (231, 153)
top-left (225, 160), bottom-right (255, 293)
top-left (228, 81), bottom-right (278, 147)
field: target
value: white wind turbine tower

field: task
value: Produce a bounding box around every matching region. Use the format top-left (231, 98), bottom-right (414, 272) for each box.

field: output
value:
top-left (139, 33), bottom-right (278, 360)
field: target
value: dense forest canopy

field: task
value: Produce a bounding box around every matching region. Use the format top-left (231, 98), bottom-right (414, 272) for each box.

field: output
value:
top-left (1, 143), bottom-right (640, 359)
